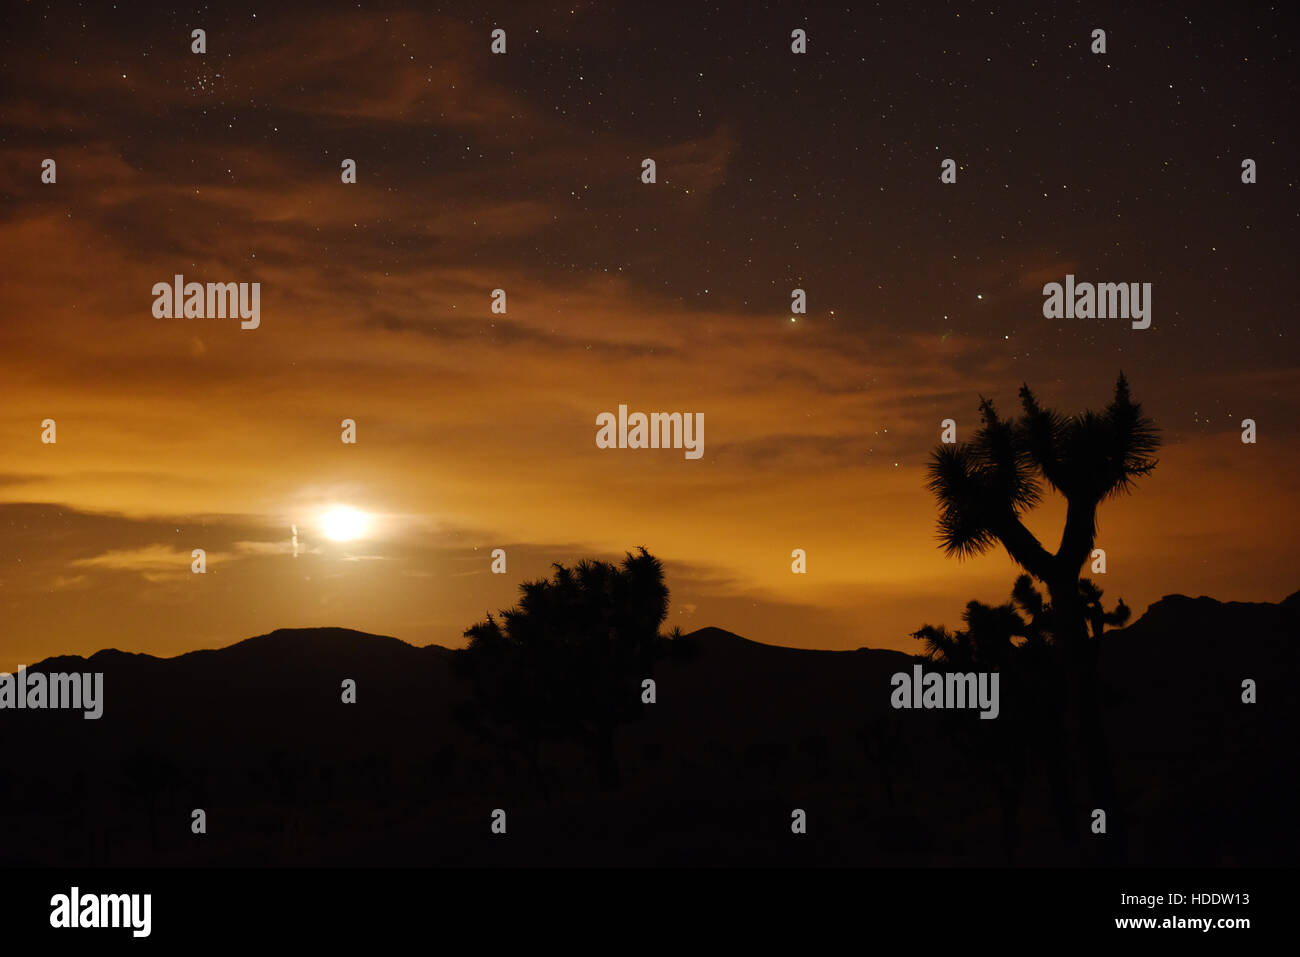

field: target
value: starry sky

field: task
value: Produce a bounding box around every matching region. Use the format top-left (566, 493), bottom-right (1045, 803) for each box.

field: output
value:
top-left (1, 1), bottom-right (1296, 669)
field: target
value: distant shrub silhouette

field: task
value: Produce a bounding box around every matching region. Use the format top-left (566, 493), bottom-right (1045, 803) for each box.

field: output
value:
top-left (1081, 577), bottom-right (1131, 637)
top-left (857, 710), bottom-right (909, 809)
top-left (120, 748), bottom-right (182, 852)
top-left (913, 574), bottom-right (1130, 668)
top-left (455, 547), bottom-right (671, 792)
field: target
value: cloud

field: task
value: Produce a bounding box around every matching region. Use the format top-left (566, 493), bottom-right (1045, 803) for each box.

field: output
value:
top-left (72, 544), bottom-right (223, 573)
top-left (50, 574), bottom-right (90, 590)
top-left (655, 126), bottom-right (738, 200)
top-left (233, 540), bottom-right (318, 556)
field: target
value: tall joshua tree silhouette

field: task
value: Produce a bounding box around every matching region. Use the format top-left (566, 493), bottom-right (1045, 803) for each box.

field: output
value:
top-left (924, 373), bottom-right (1159, 860)
top-left (926, 373), bottom-right (1158, 633)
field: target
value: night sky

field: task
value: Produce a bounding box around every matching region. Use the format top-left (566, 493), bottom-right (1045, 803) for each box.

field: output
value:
top-left (1, 1), bottom-right (1296, 669)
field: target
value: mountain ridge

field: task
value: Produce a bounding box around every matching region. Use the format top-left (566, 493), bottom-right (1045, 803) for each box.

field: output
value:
top-left (1, 588), bottom-right (1295, 867)
top-left (21, 589), bottom-right (1296, 670)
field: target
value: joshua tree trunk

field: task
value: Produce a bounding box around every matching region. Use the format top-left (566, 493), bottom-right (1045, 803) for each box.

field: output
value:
top-left (1048, 570), bottom-right (1123, 864)
top-left (924, 376), bottom-right (1159, 864)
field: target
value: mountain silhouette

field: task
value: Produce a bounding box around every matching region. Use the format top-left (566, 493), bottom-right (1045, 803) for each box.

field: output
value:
top-left (1, 595), bottom-right (1294, 867)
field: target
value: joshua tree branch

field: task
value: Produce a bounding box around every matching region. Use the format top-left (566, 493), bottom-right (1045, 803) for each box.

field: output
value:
top-left (1056, 496), bottom-right (1099, 576)
top-left (992, 512), bottom-right (1055, 582)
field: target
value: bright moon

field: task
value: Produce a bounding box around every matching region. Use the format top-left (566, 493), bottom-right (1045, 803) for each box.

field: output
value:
top-left (321, 506), bottom-right (368, 542)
